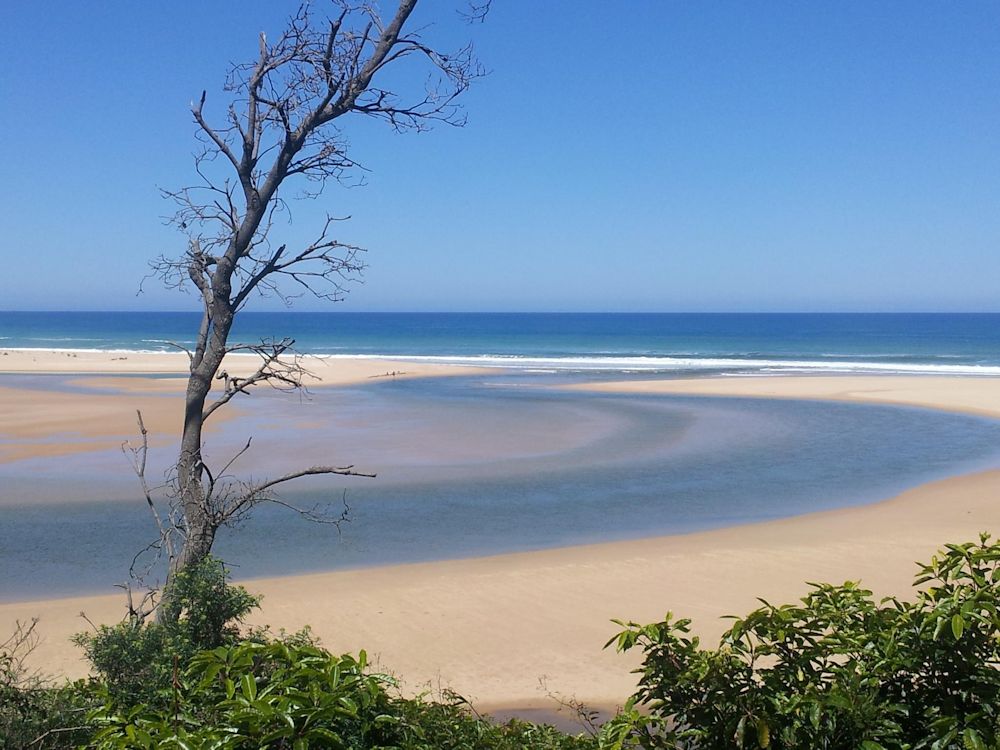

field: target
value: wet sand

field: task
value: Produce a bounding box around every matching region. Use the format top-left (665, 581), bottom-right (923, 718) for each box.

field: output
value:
top-left (0, 349), bottom-right (490, 463)
top-left (564, 374), bottom-right (1000, 420)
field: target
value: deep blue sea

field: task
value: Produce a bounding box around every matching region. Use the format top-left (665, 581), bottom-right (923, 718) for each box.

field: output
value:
top-left (3, 311), bottom-right (1000, 375)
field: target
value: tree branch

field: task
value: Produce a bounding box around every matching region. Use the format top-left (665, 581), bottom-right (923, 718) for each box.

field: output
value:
top-left (202, 337), bottom-right (309, 420)
top-left (192, 90), bottom-right (241, 172)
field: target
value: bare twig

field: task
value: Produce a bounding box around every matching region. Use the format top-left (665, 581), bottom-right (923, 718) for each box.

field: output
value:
top-left (1, 618), bottom-right (42, 688)
top-left (539, 676), bottom-right (605, 736)
top-left (27, 726), bottom-right (94, 748)
top-left (122, 410), bottom-right (176, 570)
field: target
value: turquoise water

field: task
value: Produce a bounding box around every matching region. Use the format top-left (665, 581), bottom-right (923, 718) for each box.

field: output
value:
top-left (3, 311), bottom-right (1000, 374)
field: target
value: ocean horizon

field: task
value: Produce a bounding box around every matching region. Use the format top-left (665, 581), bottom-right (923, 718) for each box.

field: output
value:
top-left (2, 311), bottom-right (1000, 376)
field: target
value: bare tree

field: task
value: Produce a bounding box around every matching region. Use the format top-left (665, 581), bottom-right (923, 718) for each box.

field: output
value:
top-left (142, 0), bottom-right (483, 609)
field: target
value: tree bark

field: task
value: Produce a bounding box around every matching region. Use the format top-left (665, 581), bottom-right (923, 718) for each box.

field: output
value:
top-left (173, 301), bottom-right (235, 577)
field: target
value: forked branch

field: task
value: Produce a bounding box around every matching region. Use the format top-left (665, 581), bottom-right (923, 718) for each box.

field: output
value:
top-left (203, 337), bottom-right (312, 420)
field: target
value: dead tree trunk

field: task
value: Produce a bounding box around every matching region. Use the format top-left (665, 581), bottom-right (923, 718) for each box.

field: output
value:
top-left (141, 1), bottom-right (482, 609)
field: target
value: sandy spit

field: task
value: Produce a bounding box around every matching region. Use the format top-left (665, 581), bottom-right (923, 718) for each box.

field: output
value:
top-left (563, 374), bottom-right (1000, 420)
top-left (0, 350), bottom-right (490, 463)
top-left (2, 468), bottom-right (998, 711)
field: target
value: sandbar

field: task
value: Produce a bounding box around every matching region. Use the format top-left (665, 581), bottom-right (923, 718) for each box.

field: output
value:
top-left (563, 374), bottom-right (1000, 420)
top-left (0, 349), bottom-right (490, 463)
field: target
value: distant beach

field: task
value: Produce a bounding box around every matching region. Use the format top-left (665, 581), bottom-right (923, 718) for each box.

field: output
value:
top-left (3, 312), bottom-right (1000, 714)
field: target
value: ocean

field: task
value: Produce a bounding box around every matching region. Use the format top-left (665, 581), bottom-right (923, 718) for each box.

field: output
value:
top-left (3, 311), bottom-right (1000, 375)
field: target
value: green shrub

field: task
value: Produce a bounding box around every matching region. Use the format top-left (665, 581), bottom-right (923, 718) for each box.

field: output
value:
top-left (74, 556), bottom-right (259, 707)
top-left (1, 619), bottom-right (100, 749)
top-left (157, 556), bottom-right (261, 652)
top-left (600, 533), bottom-right (1000, 749)
top-left (88, 639), bottom-right (597, 749)
top-left (394, 696), bottom-right (596, 750)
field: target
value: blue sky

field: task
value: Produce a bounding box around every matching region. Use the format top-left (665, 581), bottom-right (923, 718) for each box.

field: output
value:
top-left (2, 1), bottom-right (999, 312)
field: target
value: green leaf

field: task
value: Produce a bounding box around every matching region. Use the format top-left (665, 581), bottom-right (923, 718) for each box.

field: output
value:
top-left (241, 672), bottom-right (257, 700)
top-left (734, 716), bottom-right (747, 746)
top-left (951, 614), bottom-right (965, 640)
top-left (933, 617), bottom-right (947, 640)
top-left (964, 727), bottom-right (986, 750)
top-left (756, 718), bottom-right (770, 748)
top-left (860, 742), bottom-right (886, 750)
top-left (809, 703), bottom-right (821, 729)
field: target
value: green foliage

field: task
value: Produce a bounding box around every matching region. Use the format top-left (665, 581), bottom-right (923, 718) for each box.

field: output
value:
top-left (394, 699), bottom-right (594, 750)
top-left (158, 556), bottom-right (261, 652)
top-left (1, 619), bottom-right (100, 749)
top-left (600, 533), bottom-right (1000, 750)
top-left (88, 639), bottom-right (596, 749)
top-left (74, 556), bottom-right (260, 707)
top-left (0, 679), bottom-right (98, 750)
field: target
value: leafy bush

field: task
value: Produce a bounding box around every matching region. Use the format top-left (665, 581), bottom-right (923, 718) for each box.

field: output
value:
top-left (74, 556), bottom-right (260, 707)
top-left (88, 639), bottom-right (597, 749)
top-left (157, 556), bottom-right (261, 651)
top-left (1, 619), bottom-right (100, 749)
top-left (601, 534), bottom-right (1000, 749)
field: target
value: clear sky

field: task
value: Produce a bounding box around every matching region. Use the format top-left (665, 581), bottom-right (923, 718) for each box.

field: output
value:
top-left (2, 1), bottom-right (999, 312)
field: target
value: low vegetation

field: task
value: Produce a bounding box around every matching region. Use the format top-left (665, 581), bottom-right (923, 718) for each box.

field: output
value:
top-left (603, 533), bottom-right (1000, 749)
top-left (73, 557), bottom-right (260, 707)
top-left (3, 538), bottom-right (1000, 748)
top-left (87, 641), bottom-right (594, 750)
top-left (0, 620), bottom-right (98, 749)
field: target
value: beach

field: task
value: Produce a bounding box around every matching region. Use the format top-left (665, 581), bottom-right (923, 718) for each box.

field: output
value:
top-left (2, 354), bottom-right (1000, 718)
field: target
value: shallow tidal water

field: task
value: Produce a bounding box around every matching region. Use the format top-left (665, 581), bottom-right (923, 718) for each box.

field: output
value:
top-left (3, 373), bottom-right (1000, 601)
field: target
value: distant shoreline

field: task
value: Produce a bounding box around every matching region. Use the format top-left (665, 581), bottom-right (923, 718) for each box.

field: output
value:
top-left (0, 348), bottom-right (492, 379)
